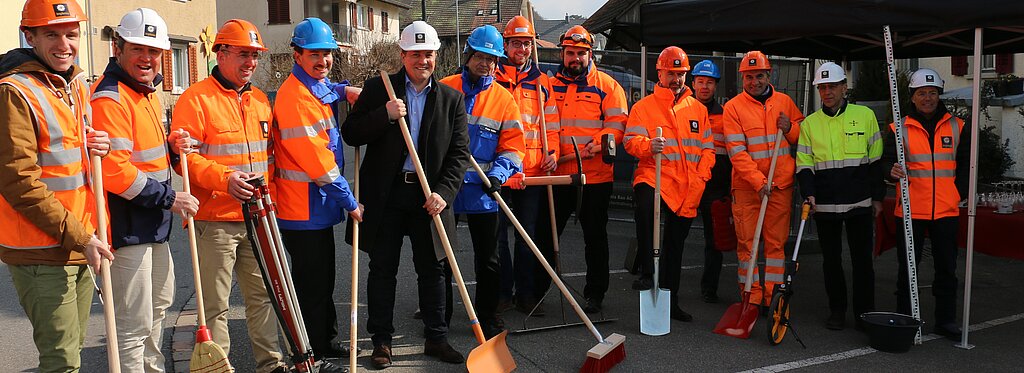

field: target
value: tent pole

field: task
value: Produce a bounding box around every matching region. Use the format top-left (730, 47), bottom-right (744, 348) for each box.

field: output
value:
top-left (640, 44), bottom-right (648, 98)
top-left (955, 27), bottom-right (982, 351)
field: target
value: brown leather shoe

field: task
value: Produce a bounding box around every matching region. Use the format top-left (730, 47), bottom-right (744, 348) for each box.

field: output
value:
top-left (370, 344), bottom-right (392, 369)
top-left (423, 339), bottom-right (465, 364)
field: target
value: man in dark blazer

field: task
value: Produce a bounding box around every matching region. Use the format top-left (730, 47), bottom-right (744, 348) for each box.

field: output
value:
top-left (341, 20), bottom-right (470, 369)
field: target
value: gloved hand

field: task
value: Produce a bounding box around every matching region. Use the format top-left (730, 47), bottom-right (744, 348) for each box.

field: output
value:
top-left (483, 176), bottom-right (502, 195)
top-left (507, 173), bottom-right (526, 190)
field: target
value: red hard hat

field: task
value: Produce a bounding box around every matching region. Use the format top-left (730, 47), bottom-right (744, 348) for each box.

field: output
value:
top-left (21, 0), bottom-right (87, 28)
top-left (656, 46), bottom-right (690, 72)
top-left (214, 19), bottom-right (268, 51)
top-left (503, 15), bottom-right (535, 38)
top-left (561, 25), bottom-right (593, 49)
top-left (739, 50), bottom-right (771, 72)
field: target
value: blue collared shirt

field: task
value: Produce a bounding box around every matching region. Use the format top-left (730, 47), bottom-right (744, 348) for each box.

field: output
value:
top-left (403, 75), bottom-right (432, 172)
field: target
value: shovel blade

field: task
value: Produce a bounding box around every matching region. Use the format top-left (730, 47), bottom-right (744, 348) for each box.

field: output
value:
top-left (713, 293), bottom-right (758, 339)
top-left (467, 330), bottom-right (516, 373)
top-left (639, 288), bottom-right (671, 336)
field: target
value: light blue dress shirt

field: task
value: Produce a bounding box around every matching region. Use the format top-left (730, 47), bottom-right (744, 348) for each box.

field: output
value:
top-left (403, 75), bottom-right (432, 172)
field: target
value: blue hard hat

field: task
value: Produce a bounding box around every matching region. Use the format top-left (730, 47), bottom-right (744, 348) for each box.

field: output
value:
top-left (464, 25), bottom-right (505, 58)
top-left (291, 17), bottom-right (338, 50)
top-left (692, 60), bottom-right (721, 79)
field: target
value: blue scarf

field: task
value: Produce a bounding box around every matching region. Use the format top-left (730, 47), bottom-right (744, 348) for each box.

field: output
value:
top-left (291, 63), bottom-right (349, 105)
top-left (461, 68), bottom-right (493, 114)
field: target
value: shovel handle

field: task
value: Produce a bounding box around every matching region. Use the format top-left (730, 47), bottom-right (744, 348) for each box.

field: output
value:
top-left (653, 127), bottom-right (662, 258)
top-left (91, 154), bottom-right (121, 373)
top-left (350, 145), bottom-right (361, 371)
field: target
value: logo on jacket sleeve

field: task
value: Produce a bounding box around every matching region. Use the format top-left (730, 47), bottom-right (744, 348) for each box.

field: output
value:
top-left (144, 25), bottom-right (157, 38)
top-left (690, 120), bottom-right (699, 133)
top-left (53, 3), bottom-right (70, 17)
top-left (260, 121), bottom-right (269, 138)
top-left (941, 136), bottom-right (952, 148)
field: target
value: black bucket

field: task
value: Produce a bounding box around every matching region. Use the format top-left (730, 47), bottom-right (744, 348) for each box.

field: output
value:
top-left (859, 312), bottom-right (923, 353)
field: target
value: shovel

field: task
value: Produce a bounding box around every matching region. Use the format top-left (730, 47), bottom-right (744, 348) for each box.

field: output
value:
top-left (713, 129), bottom-right (785, 339)
top-left (640, 127), bottom-right (670, 336)
top-left (379, 72), bottom-right (515, 373)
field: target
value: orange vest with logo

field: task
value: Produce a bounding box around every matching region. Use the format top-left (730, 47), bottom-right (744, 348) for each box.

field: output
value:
top-left (890, 114), bottom-right (962, 220)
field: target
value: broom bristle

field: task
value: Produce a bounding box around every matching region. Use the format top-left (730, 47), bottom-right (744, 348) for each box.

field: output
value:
top-left (580, 333), bottom-right (626, 373)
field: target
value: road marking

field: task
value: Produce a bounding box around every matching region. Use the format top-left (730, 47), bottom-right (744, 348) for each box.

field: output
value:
top-left (739, 312), bottom-right (1024, 372)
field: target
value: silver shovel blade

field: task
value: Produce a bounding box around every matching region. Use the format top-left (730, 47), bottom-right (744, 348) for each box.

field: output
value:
top-left (640, 288), bottom-right (671, 336)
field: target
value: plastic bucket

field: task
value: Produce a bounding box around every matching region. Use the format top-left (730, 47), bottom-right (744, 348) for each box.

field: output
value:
top-left (859, 312), bottom-right (923, 353)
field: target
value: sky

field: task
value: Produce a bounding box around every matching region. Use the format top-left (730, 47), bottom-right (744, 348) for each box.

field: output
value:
top-left (533, 0), bottom-right (606, 20)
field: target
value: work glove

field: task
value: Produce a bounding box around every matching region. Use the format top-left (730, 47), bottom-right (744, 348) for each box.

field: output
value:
top-left (483, 176), bottom-right (503, 195)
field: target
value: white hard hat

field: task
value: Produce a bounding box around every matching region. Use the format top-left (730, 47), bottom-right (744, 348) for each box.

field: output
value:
top-left (909, 68), bottom-right (944, 90)
top-left (116, 8), bottom-right (170, 51)
top-left (813, 62), bottom-right (846, 85)
top-left (399, 21), bottom-right (441, 51)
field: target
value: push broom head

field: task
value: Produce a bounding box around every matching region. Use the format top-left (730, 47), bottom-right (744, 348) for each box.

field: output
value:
top-left (580, 333), bottom-right (625, 373)
top-left (190, 326), bottom-right (233, 373)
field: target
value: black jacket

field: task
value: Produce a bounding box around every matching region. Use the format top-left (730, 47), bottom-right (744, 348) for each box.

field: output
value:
top-left (341, 69), bottom-right (470, 259)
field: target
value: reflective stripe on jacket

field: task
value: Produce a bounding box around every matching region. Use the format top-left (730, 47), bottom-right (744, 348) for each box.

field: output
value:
top-left (440, 72), bottom-right (526, 213)
top-left (890, 114), bottom-right (963, 220)
top-left (171, 68), bottom-right (274, 222)
top-left (551, 64), bottom-right (628, 183)
top-left (722, 85), bottom-right (804, 191)
top-left (495, 61), bottom-right (560, 176)
top-left (272, 71), bottom-right (357, 230)
top-left (624, 85), bottom-right (715, 218)
top-left (92, 60), bottom-right (176, 248)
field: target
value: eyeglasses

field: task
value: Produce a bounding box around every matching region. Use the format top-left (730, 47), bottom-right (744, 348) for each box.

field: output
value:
top-left (508, 40), bottom-right (533, 49)
top-left (220, 47), bottom-right (261, 60)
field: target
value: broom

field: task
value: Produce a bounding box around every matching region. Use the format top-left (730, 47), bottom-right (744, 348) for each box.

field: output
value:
top-left (180, 140), bottom-right (233, 372)
top-left (89, 151), bottom-right (121, 373)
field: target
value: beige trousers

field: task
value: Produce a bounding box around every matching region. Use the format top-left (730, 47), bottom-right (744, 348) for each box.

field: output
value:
top-left (109, 242), bottom-right (175, 372)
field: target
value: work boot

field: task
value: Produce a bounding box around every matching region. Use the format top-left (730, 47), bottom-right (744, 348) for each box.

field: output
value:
top-left (516, 298), bottom-right (545, 317)
top-left (270, 366), bottom-right (289, 373)
top-left (482, 317), bottom-right (506, 340)
top-left (316, 343), bottom-right (357, 359)
top-left (582, 298), bottom-right (603, 313)
top-left (935, 322), bottom-right (963, 341)
top-left (701, 291), bottom-right (719, 303)
top-left (826, 311), bottom-right (846, 330)
top-left (370, 344), bottom-right (392, 369)
top-left (671, 306), bottom-right (693, 322)
top-left (317, 360), bottom-right (348, 373)
top-left (632, 276), bottom-right (654, 291)
top-left (424, 339), bottom-right (465, 363)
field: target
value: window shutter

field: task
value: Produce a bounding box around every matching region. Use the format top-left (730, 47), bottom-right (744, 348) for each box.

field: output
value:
top-left (188, 44), bottom-right (198, 85)
top-left (950, 55), bottom-right (967, 76)
top-left (268, 0), bottom-right (290, 25)
top-left (163, 52), bottom-right (174, 91)
top-left (368, 8), bottom-right (374, 31)
top-left (995, 54), bottom-right (1013, 74)
top-left (382, 12), bottom-right (388, 33)
top-left (349, 3), bottom-right (357, 26)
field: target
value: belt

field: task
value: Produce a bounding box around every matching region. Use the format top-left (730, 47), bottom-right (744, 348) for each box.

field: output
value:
top-left (399, 171), bottom-right (418, 184)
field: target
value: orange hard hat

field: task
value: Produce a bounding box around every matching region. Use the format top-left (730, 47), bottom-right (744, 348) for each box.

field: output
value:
top-left (503, 15), bottom-right (535, 38)
top-left (561, 25), bottom-right (593, 49)
top-left (739, 50), bottom-right (771, 72)
top-left (656, 46), bottom-right (690, 72)
top-left (21, 0), bottom-right (87, 28)
top-left (214, 19), bottom-right (268, 51)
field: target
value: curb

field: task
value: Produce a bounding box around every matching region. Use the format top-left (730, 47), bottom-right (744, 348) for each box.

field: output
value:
top-left (171, 291), bottom-right (198, 373)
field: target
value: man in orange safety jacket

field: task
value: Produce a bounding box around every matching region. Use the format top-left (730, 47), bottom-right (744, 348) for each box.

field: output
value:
top-left (535, 25), bottom-right (628, 313)
top-left (625, 46), bottom-right (715, 322)
top-left (722, 51), bottom-right (804, 310)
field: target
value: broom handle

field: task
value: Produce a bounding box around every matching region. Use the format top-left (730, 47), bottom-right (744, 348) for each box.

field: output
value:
top-left (181, 152), bottom-right (207, 326)
top-left (653, 128), bottom-right (662, 289)
top-left (91, 155), bottom-right (122, 372)
top-left (380, 72), bottom-right (487, 344)
top-left (469, 157), bottom-right (607, 343)
top-left (742, 130), bottom-right (785, 293)
top-left (350, 146), bottom-right (360, 371)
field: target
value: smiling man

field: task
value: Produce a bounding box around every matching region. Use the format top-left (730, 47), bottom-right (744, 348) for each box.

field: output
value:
top-left (170, 19), bottom-right (288, 373)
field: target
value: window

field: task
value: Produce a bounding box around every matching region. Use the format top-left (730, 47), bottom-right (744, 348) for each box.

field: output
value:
top-left (490, 9), bottom-right (498, 15)
top-left (268, 0), bottom-right (290, 25)
top-left (171, 45), bottom-right (189, 94)
top-left (381, 11), bottom-right (388, 33)
top-left (356, 4), bottom-right (368, 29)
top-left (981, 54), bottom-right (996, 71)
top-left (476, 10), bottom-right (484, 16)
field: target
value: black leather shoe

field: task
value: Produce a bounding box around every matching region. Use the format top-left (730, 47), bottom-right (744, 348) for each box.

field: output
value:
top-left (935, 322), bottom-right (963, 341)
top-left (270, 366), bottom-right (289, 373)
top-left (582, 298), bottom-right (603, 313)
top-left (701, 292), bottom-right (719, 303)
top-left (632, 276), bottom-right (653, 291)
top-left (317, 344), bottom-right (357, 359)
top-left (424, 340), bottom-right (465, 363)
top-left (370, 344), bottom-right (392, 369)
top-left (671, 306), bottom-right (693, 322)
top-left (317, 360), bottom-right (348, 373)
top-left (826, 311), bottom-right (846, 330)
top-left (482, 317), bottom-right (506, 340)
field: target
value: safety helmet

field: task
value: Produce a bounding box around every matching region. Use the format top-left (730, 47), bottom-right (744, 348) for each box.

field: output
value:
top-left (116, 8), bottom-right (170, 51)
top-left (214, 19), bottom-right (267, 51)
top-left (21, 0), bottom-right (87, 28)
top-left (691, 60), bottom-right (721, 80)
top-left (812, 62), bottom-right (846, 85)
top-left (560, 25), bottom-right (593, 49)
top-left (399, 20), bottom-right (441, 51)
top-left (909, 68), bottom-right (944, 91)
top-left (656, 46), bottom-right (690, 72)
top-left (738, 50), bottom-right (771, 72)
top-left (291, 17), bottom-right (338, 50)
top-left (503, 15), bottom-right (535, 38)
top-left (464, 25), bottom-right (504, 58)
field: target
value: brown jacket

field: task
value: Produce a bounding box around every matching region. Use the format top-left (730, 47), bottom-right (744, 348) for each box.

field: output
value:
top-left (0, 49), bottom-right (91, 266)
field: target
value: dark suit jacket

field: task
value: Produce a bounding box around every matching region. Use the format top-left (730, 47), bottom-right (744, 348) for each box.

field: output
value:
top-left (342, 68), bottom-right (469, 259)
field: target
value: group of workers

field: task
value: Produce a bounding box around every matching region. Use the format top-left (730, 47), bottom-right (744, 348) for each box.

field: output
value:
top-left (0, 0), bottom-right (970, 372)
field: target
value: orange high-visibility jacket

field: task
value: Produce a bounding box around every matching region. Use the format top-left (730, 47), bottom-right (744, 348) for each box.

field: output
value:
top-left (709, 106), bottom-right (727, 156)
top-left (625, 85), bottom-right (716, 218)
top-left (551, 64), bottom-right (628, 183)
top-left (0, 64), bottom-right (96, 255)
top-left (495, 62), bottom-right (560, 176)
top-left (272, 72), bottom-right (357, 229)
top-left (171, 69), bottom-right (274, 222)
top-left (722, 85), bottom-right (804, 191)
top-left (890, 114), bottom-right (964, 220)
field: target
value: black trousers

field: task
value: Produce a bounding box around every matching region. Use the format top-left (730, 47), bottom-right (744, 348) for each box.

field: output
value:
top-left (444, 212), bottom-right (501, 327)
top-left (895, 216), bottom-right (959, 326)
top-left (697, 199), bottom-right (724, 296)
top-left (815, 213), bottom-right (876, 316)
top-left (534, 183), bottom-right (613, 302)
top-left (633, 183), bottom-right (694, 301)
top-left (366, 181), bottom-right (447, 347)
top-left (281, 227), bottom-right (338, 353)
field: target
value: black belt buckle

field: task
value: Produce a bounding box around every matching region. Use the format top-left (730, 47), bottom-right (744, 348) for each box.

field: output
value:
top-left (402, 171), bottom-right (418, 184)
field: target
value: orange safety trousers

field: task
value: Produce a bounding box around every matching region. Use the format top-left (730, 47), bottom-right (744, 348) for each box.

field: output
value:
top-left (732, 187), bottom-right (791, 305)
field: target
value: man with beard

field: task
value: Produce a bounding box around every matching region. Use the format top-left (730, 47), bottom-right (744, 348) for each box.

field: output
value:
top-left (624, 46), bottom-right (715, 322)
top-left (271, 17), bottom-right (361, 367)
top-left (691, 59), bottom-right (730, 303)
top-left (439, 24), bottom-right (526, 339)
top-left (171, 19), bottom-right (288, 373)
top-left (537, 25), bottom-right (628, 313)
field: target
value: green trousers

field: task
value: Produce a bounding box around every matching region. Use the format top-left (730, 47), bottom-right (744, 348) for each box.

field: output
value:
top-left (9, 264), bottom-right (93, 373)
